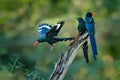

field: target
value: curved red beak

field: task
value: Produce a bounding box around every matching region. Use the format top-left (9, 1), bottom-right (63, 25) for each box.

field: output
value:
top-left (33, 41), bottom-right (39, 47)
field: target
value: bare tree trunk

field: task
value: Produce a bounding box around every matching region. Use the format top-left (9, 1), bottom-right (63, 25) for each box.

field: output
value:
top-left (49, 33), bottom-right (89, 80)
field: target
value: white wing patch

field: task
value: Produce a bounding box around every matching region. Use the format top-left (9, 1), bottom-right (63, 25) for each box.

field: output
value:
top-left (56, 24), bottom-right (61, 30)
top-left (39, 25), bottom-right (51, 30)
top-left (37, 23), bottom-right (52, 35)
top-left (38, 30), bottom-right (42, 32)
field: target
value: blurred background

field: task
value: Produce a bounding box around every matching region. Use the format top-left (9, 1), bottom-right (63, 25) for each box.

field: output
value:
top-left (0, 0), bottom-right (120, 80)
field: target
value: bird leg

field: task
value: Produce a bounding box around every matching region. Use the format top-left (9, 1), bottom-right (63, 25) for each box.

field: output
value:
top-left (50, 43), bottom-right (55, 51)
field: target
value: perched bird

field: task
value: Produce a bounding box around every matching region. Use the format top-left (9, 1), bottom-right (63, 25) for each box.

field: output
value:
top-left (77, 18), bottom-right (89, 63)
top-left (33, 20), bottom-right (75, 50)
top-left (69, 18), bottom-right (89, 63)
top-left (85, 12), bottom-right (98, 60)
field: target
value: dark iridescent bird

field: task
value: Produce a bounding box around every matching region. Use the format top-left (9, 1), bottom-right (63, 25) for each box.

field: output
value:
top-left (33, 20), bottom-right (75, 50)
top-left (77, 18), bottom-right (89, 63)
top-left (85, 12), bottom-right (98, 60)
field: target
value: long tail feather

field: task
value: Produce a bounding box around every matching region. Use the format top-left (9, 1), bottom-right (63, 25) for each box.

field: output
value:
top-left (50, 38), bottom-right (75, 44)
top-left (47, 37), bottom-right (75, 45)
top-left (89, 35), bottom-right (98, 60)
top-left (55, 38), bottom-right (75, 42)
top-left (82, 41), bottom-right (89, 63)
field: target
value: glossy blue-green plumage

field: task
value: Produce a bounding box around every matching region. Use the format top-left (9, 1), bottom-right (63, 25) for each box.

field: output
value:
top-left (85, 12), bottom-right (98, 60)
top-left (85, 17), bottom-right (95, 36)
top-left (37, 21), bottom-right (75, 45)
top-left (77, 18), bottom-right (86, 34)
top-left (77, 18), bottom-right (89, 63)
top-left (37, 23), bottom-right (51, 42)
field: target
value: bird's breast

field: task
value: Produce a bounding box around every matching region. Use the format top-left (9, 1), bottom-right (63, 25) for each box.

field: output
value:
top-left (85, 23), bottom-right (95, 35)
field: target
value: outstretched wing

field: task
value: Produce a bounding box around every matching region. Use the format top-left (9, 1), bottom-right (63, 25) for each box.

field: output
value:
top-left (38, 23), bottom-right (52, 35)
top-left (46, 20), bottom-right (65, 38)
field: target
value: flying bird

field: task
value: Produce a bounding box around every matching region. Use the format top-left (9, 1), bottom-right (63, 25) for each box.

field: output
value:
top-left (85, 12), bottom-right (98, 60)
top-left (33, 20), bottom-right (75, 50)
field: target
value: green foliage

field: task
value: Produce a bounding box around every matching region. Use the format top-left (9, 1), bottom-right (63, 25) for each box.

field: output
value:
top-left (0, 0), bottom-right (120, 80)
top-left (25, 69), bottom-right (44, 80)
top-left (8, 53), bottom-right (24, 72)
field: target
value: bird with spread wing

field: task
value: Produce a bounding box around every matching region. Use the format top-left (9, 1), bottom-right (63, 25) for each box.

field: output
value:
top-left (33, 20), bottom-right (75, 51)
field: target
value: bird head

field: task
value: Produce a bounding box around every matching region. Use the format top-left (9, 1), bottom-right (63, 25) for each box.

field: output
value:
top-left (77, 17), bottom-right (84, 23)
top-left (86, 12), bottom-right (96, 17)
top-left (77, 17), bottom-right (83, 21)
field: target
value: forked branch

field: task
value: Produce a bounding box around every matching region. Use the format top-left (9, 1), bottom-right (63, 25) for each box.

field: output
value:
top-left (49, 33), bottom-right (89, 80)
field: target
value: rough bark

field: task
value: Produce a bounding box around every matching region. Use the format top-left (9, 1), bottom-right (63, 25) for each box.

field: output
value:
top-left (49, 33), bottom-right (89, 80)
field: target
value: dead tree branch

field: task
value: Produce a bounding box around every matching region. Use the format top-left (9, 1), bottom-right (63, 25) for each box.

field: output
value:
top-left (49, 33), bottom-right (89, 80)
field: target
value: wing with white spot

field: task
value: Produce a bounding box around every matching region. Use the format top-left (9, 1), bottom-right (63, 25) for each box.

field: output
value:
top-left (38, 23), bottom-right (52, 35)
top-left (46, 20), bottom-right (65, 38)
